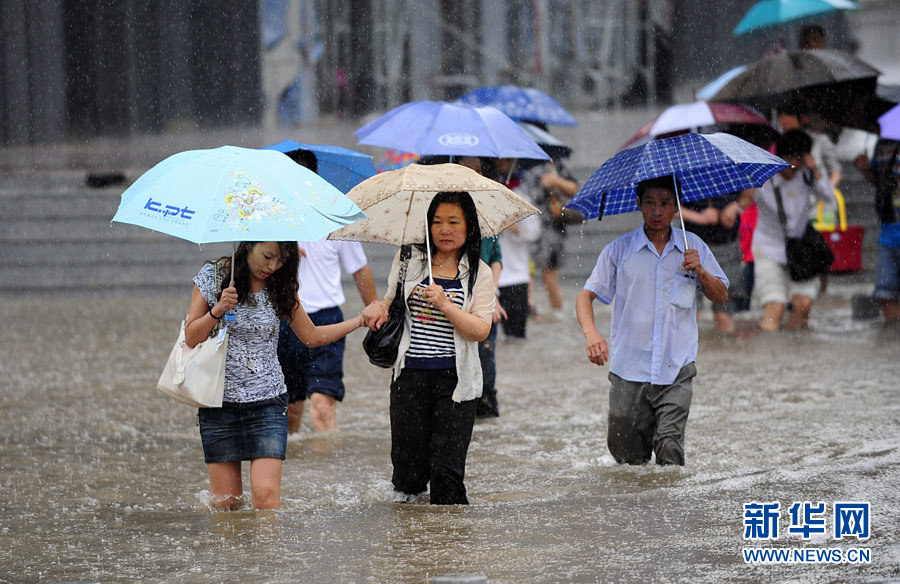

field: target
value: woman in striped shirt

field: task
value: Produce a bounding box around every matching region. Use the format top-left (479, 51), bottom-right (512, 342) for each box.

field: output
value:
top-left (364, 191), bottom-right (495, 504)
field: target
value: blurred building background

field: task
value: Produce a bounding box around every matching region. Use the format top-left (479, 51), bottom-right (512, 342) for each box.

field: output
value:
top-left (2, 0), bottom-right (898, 146)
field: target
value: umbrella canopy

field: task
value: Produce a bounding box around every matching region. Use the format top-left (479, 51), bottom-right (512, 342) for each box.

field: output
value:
top-left (620, 101), bottom-right (775, 150)
top-left (734, 0), bottom-right (858, 36)
top-left (328, 163), bottom-right (540, 246)
top-left (261, 140), bottom-right (376, 194)
top-left (517, 122), bottom-right (572, 160)
top-left (355, 101), bottom-right (550, 161)
top-left (456, 85), bottom-right (578, 126)
top-left (879, 104), bottom-right (900, 141)
top-left (696, 65), bottom-right (749, 100)
top-left (565, 132), bottom-right (789, 221)
top-left (706, 49), bottom-right (882, 132)
top-left (111, 145), bottom-right (366, 244)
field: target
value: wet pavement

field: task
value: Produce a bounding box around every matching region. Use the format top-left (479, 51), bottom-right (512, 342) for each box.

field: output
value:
top-left (0, 278), bottom-right (898, 583)
top-left (1, 108), bottom-right (898, 582)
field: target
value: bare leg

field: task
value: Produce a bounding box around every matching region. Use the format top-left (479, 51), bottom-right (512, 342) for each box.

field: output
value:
top-left (208, 461), bottom-right (244, 511)
top-left (785, 294), bottom-right (813, 330)
top-left (309, 392), bottom-right (338, 431)
top-left (287, 402), bottom-right (304, 434)
top-left (882, 300), bottom-right (900, 322)
top-left (713, 311), bottom-right (735, 334)
top-left (542, 268), bottom-right (563, 310)
top-left (249, 458), bottom-right (283, 509)
top-left (760, 302), bottom-right (785, 332)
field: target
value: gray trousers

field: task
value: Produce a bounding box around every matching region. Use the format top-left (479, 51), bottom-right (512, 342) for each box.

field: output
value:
top-left (607, 363), bottom-right (696, 466)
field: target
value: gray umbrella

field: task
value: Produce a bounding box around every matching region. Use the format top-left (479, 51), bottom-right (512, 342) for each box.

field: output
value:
top-left (708, 49), bottom-right (886, 131)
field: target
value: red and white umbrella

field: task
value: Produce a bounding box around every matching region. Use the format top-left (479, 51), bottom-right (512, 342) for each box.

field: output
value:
top-left (620, 101), bottom-right (774, 150)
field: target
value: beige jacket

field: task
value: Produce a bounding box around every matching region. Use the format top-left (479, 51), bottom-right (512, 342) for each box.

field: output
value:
top-left (383, 247), bottom-right (495, 402)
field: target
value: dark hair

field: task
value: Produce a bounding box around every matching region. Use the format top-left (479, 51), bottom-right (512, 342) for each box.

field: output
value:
top-left (776, 129), bottom-right (813, 158)
top-left (418, 154), bottom-right (452, 166)
top-left (800, 24), bottom-right (825, 48)
top-left (777, 103), bottom-right (802, 117)
top-left (636, 174), bottom-right (681, 202)
top-left (284, 148), bottom-right (318, 174)
top-left (419, 191), bottom-right (482, 295)
top-left (215, 241), bottom-right (300, 321)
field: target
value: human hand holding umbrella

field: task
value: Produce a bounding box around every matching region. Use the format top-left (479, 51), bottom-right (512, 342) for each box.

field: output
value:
top-left (112, 145), bottom-right (367, 320)
top-left (566, 132), bottom-right (790, 250)
top-left (329, 162), bottom-right (539, 283)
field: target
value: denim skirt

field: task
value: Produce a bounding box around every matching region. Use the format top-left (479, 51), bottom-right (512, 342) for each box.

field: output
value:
top-left (198, 393), bottom-right (288, 463)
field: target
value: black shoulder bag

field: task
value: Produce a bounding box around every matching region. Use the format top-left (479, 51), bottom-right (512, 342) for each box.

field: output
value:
top-left (362, 245), bottom-right (412, 368)
top-left (773, 184), bottom-right (834, 282)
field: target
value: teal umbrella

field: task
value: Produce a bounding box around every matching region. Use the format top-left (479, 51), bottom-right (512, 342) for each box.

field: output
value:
top-left (734, 0), bottom-right (859, 36)
top-left (111, 145), bottom-right (366, 244)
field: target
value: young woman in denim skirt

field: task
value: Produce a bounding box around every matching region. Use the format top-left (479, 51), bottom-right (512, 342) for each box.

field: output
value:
top-left (362, 192), bottom-right (495, 504)
top-left (186, 241), bottom-right (370, 510)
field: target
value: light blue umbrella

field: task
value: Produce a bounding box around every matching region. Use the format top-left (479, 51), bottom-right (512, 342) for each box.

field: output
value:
top-left (111, 145), bottom-right (367, 244)
top-left (262, 139), bottom-right (376, 193)
top-left (696, 65), bottom-right (748, 100)
top-left (734, 0), bottom-right (858, 36)
top-left (456, 85), bottom-right (578, 126)
top-left (565, 132), bottom-right (789, 247)
top-left (355, 101), bottom-right (550, 161)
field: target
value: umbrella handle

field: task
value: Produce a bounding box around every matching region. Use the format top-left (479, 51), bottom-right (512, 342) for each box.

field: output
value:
top-left (425, 222), bottom-right (434, 285)
top-left (673, 176), bottom-right (690, 252)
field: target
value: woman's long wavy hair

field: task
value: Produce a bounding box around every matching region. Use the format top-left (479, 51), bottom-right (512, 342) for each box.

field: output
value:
top-left (417, 191), bottom-right (482, 295)
top-left (213, 241), bottom-right (299, 321)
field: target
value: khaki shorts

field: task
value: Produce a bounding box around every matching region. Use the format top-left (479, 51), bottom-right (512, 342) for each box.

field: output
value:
top-left (753, 248), bottom-right (820, 306)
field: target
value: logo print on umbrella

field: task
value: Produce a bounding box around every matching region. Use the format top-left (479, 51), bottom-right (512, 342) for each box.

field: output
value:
top-left (222, 171), bottom-right (295, 231)
top-left (438, 133), bottom-right (480, 148)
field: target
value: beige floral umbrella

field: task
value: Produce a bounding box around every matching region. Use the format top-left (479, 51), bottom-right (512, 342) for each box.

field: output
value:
top-left (328, 163), bottom-right (539, 245)
top-left (328, 163), bottom-right (540, 282)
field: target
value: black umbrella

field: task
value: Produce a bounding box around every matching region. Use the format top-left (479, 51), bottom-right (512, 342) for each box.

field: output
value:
top-left (708, 49), bottom-right (888, 132)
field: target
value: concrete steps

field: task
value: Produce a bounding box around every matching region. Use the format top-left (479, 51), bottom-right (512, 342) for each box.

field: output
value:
top-left (0, 119), bottom-right (883, 296)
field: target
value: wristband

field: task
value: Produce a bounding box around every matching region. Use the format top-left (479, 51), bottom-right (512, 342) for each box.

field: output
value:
top-left (209, 306), bottom-right (223, 320)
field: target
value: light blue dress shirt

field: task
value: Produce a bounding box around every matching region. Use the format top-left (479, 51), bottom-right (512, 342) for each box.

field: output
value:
top-left (583, 226), bottom-right (728, 386)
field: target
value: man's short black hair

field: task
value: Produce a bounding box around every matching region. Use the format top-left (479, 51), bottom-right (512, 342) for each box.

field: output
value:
top-left (775, 129), bottom-right (813, 158)
top-left (636, 174), bottom-right (681, 202)
top-left (284, 148), bottom-right (318, 174)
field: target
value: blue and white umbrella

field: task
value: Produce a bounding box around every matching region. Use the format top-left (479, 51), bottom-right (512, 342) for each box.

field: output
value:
top-left (355, 101), bottom-right (550, 161)
top-left (456, 85), bottom-right (578, 127)
top-left (566, 132), bottom-right (789, 230)
top-left (262, 140), bottom-right (376, 194)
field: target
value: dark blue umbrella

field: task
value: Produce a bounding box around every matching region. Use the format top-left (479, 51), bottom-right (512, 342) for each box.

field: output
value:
top-left (262, 140), bottom-right (376, 194)
top-left (457, 85), bottom-right (578, 126)
top-left (566, 132), bottom-right (789, 222)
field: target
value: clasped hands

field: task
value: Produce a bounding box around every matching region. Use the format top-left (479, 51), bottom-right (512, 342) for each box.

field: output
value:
top-left (360, 283), bottom-right (453, 331)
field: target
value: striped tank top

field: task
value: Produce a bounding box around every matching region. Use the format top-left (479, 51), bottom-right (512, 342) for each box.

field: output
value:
top-left (405, 276), bottom-right (465, 369)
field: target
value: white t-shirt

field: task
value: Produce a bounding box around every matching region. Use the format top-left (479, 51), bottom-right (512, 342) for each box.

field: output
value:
top-left (498, 212), bottom-right (540, 287)
top-left (752, 170), bottom-right (835, 265)
top-left (297, 240), bottom-right (368, 313)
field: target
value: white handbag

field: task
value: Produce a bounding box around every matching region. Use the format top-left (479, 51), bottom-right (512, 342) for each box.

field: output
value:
top-left (156, 319), bottom-right (228, 408)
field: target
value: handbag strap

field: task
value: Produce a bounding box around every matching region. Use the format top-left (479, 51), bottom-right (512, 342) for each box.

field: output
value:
top-left (772, 184), bottom-right (790, 239)
top-left (394, 245), bottom-right (412, 302)
top-left (209, 260), bottom-right (227, 336)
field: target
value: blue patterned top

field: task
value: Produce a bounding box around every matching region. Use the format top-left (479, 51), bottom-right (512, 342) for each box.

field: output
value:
top-left (193, 262), bottom-right (286, 403)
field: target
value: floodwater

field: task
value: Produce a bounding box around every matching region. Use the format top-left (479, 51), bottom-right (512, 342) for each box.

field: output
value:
top-left (1, 282), bottom-right (898, 584)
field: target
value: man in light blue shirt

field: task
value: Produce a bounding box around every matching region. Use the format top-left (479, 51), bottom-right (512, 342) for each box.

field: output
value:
top-left (575, 175), bottom-right (728, 465)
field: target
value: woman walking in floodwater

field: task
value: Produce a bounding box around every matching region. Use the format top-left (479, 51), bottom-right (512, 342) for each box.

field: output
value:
top-left (186, 241), bottom-right (369, 510)
top-left (363, 192), bottom-right (495, 504)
